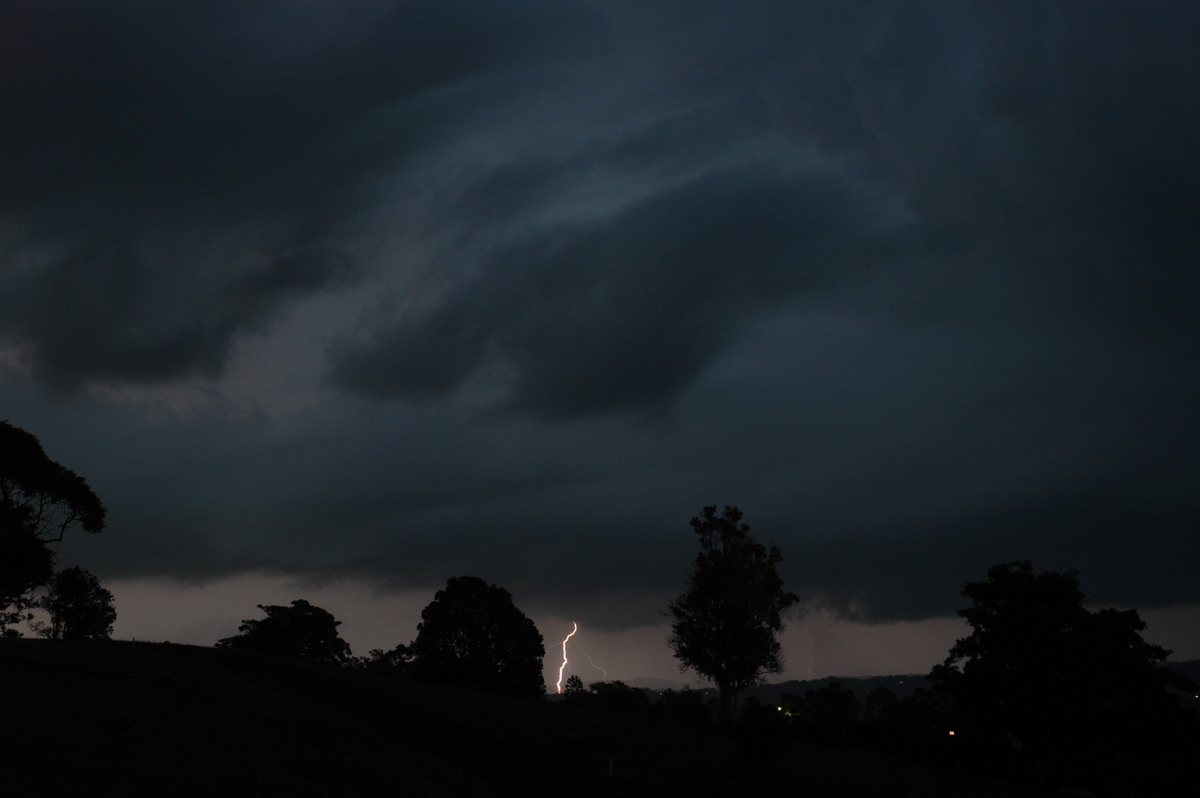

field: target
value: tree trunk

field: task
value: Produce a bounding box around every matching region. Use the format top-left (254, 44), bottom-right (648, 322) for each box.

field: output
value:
top-left (718, 682), bottom-right (735, 726)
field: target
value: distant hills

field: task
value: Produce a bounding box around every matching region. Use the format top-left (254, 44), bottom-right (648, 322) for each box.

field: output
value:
top-left (747, 660), bottom-right (1199, 707)
top-left (748, 659), bottom-right (1199, 705)
top-left (753, 675), bottom-right (929, 703)
top-left (1165, 659), bottom-right (1200, 685)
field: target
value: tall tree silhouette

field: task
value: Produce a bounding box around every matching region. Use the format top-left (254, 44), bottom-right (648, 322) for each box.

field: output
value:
top-left (39, 566), bottom-right (116, 640)
top-left (668, 505), bottom-right (798, 723)
top-left (407, 576), bottom-right (545, 698)
top-left (217, 599), bottom-right (352, 665)
top-left (1, 421), bottom-right (106, 633)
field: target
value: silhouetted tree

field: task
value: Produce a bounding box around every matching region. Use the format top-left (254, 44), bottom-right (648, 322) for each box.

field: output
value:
top-left (407, 576), bottom-right (545, 698)
top-left (38, 566), bottom-right (116, 640)
top-left (795, 682), bottom-right (861, 746)
top-left (1, 421), bottom-right (106, 634)
top-left (862, 686), bottom-right (898, 725)
top-left (657, 687), bottom-right (713, 724)
top-left (216, 599), bottom-right (352, 665)
top-left (668, 505), bottom-right (798, 724)
top-left (861, 686), bottom-right (900, 748)
top-left (588, 680), bottom-right (651, 714)
top-left (931, 561), bottom-right (1196, 787)
top-left (883, 687), bottom-right (956, 766)
top-left (736, 695), bottom-right (792, 760)
top-left (355, 643), bottom-right (414, 673)
top-left (558, 675), bottom-right (593, 708)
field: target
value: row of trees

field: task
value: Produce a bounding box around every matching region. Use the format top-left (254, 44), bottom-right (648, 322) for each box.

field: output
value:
top-left (1, 421), bottom-right (116, 640)
top-left (216, 576), bottom-right (547, 698)
top-left (212, 505), bottom-right (792, 708)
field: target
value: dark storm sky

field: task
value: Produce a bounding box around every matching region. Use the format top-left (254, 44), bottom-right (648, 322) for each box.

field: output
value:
top-left (2, 1), bottom-right (1198, 634)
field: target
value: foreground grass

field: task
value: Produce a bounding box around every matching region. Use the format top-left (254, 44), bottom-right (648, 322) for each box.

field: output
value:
top-left (1, 639), bottom-right (1048, 797)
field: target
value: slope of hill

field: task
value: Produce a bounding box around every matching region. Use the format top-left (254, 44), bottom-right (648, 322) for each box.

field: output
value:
top-left (0, 639), bottom-right (1048, 797)
top-left (1166, 659), bottom-right (1200, 685)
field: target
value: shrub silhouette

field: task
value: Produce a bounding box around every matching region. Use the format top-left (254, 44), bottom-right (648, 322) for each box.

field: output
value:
top-left (217, 599), bottom-right (352, 665)
top-left (39, 566), bottom-right (116, 640)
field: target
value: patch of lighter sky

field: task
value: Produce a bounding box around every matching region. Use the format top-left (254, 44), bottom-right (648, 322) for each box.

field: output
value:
top-left (214, 285), bottom-right (373, 418)
top-left (109, 573), bottom-right (431, 653)
top-left (82, 273), bottom-right (375, 420)
top-left (0, 340), bottom-right (35, 377)
top-left (780, 610), bottom-right (967, 680)
top-left (1116, 604), bottom-right (1200, 661)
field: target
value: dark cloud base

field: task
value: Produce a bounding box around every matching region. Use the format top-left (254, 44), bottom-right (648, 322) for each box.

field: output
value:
top-left (329, 166), bottom-right (908, 420)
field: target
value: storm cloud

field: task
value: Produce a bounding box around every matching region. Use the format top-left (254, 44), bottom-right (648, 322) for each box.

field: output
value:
top-left (3, 1), bottom-right (1198, 651)
top-left (1, 1), bottom-right (576, 390)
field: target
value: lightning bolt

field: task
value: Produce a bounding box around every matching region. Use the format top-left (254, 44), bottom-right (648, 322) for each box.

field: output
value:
top-left (575, 643), bottom-right (608, 681)
top-left (556, 621), bottom-right (578, 693)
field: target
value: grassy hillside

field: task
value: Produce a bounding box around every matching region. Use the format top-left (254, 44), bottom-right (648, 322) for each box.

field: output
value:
top-left (0, 639), bottom-right (1049, 797)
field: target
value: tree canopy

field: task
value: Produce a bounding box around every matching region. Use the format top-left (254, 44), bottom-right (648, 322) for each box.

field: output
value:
top-left (216, 599), bottom-right (352, 665)
top-left (931, 561), bottom-right (1195, 783)
top-left (667, 505), bottom-right (798, 723)
top-left (1, 420), bottom-right (106, 632)
top-left (0, 421), bottom-right (106, 541)
top-left (406, 576), bottom-right (545, 698)
top-left (39, 566), bottom-right (117, 641)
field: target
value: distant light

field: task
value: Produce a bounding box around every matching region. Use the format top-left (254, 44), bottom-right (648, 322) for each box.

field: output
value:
top-left (948, 730), bottom-right (956, 736)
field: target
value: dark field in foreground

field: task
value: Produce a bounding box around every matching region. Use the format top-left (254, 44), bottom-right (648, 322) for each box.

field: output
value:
top-left (1, 639), bottom-right (1051, 797)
